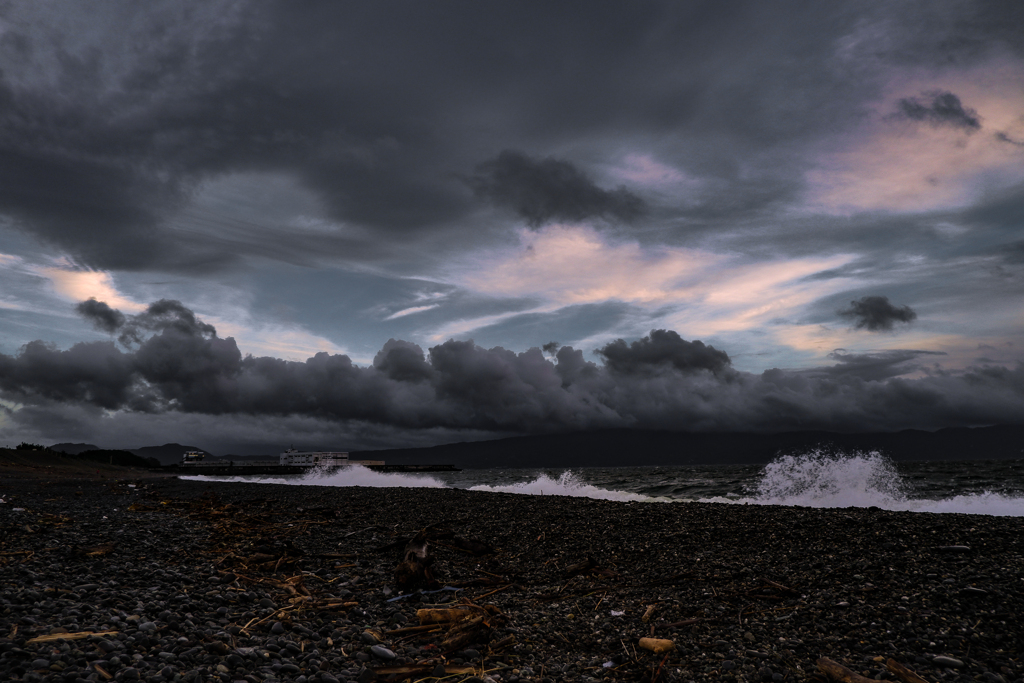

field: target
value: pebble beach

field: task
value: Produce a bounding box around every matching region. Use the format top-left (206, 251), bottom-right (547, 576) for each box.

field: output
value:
top-left (1, 474), bottom-right (1022, 683)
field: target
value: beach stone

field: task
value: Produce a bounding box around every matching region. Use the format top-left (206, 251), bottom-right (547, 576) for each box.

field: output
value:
top-left (933, 656), bottom-right (964, 669)
top-left (370, 645), bottom-right (396, 661)
top-left (270, 622), bottom-right (286, 635)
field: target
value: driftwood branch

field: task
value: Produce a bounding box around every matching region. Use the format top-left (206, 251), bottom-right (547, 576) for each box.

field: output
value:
top-left (817, 657), bottom-right (877, 683)
top-left (886, 659), bottom-right (934, 683)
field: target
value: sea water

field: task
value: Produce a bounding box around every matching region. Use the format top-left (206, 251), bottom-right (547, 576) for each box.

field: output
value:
top-left (182, 450), bottom-right (1024, 517)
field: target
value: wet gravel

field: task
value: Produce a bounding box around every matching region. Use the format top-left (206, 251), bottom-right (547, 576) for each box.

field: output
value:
top-left (1, 476), bottom-right (1022, 683)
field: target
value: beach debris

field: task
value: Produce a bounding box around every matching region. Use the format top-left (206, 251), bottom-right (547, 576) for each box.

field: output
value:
top-left (933, 545), bottom-right (971, 553)
top-left (817, 657), bottom-right (878, 683)
top-left (386, 585), bottom-right (461, 602)
top-left (563, 554), bottom-right (619, 580)
top-left (416, 606), bottom-right (482, 624)
top-left (641, 603), bottom-right (658, 622)
top-left (370, 664), bottom-right (478, 678)
top-left (885, 658), bottom-right (935, 683)
top-left (26, 630), bottom-right (118, 644)
top-left (0, 550), bottom-right (34, 566)
top-left (395, 529), bottom-right (439, 592)
top-left (73, 542), bottom-right (115, 558)
top-left (638, 637), bottom-right (675, 654)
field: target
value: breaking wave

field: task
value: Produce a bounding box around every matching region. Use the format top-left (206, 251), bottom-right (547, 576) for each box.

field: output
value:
top-left (180, 463), bottom-right (447, 489)
top-left (702, 450), bottom-right (1024, 516)
top-left (467, 470), bottom-right (653, 502)
top-left (744, 450), bottom-right (906, 508)
top-left (183, 452), bottom-right (1024, 516)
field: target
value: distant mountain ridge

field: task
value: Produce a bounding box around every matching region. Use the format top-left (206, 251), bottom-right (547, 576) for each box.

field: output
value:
top-left (49, 424), bottom-right (1024, 469)
top-left (351, 424), bottom-right (1024, 469)
top-left (51, 442), bottom-right (213, 466)
top-left (49, 443), bottom-right (101, 455)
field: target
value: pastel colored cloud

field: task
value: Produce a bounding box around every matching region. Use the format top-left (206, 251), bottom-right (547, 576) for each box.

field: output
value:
top-left (445, 224), bottom-right (857, 349)
top-left (461, 224), bottom-right (723, 305)
top-left (384, 304), bottom-right (441, 321)
top-left (38, 263), bottom-right (146, 313)
top-left (806, 59), bottom-right (1024, 214)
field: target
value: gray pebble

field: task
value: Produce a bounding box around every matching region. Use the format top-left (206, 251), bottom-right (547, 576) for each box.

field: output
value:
top-left (933, 656), bottom-right (964, 669)
top-left (370, 645), bottom-right (396, 660)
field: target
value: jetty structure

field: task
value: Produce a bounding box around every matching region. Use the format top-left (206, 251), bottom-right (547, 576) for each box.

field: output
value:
top-left (169, 449), bottom-right (459, 475)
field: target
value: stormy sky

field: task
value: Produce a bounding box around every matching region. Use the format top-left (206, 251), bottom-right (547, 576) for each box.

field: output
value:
top-left (1, 1), bottom-right (1023, 454)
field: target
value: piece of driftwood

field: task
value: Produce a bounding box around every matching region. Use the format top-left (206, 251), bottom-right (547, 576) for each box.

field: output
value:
top-left (440, 614), bottom-right (486, 651)
top-left (416, 607), bottom-right (477, 624)
top-left (886, 659), bottom-right (934, 683)
top-left (27, 630), bottom-right (118, 644)
top-left (761, 577), bottom-right (799, 595)
top-left (638, 637), bottom-right (675, 654)
top-left (817, 657), bottom-right (877, 683)
top-left (387, 623), bottom-right (444, 636)
top-left (73, 543), bottom-right (115, 557)
top-left (371, 664), bottom-right (477, 677)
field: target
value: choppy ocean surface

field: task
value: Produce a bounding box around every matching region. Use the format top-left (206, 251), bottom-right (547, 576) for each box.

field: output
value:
top-left (183, 450), bottom-right (1024, 517)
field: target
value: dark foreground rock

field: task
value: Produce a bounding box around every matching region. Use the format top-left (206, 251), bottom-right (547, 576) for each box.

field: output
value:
top-left (1, 477), bottom-right (1022, 683)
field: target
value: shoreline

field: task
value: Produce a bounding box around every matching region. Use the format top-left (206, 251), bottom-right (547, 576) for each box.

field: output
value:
top-left (1, 477), bottom-right (1022, 682)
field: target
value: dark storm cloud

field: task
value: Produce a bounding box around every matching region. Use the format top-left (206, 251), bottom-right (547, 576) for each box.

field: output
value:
top-left (838, 296), bottom-right (917, 332)
top-left (892, 91), bottom-right (981, 131)
top-left (76, 298), bottom-right (125, 334)
top-left (0, 339), bottom-right (136, 410)
top-left (995, 132), bottom-right (1024, 146)
top-left (813, 349), bottom-right (946, 382)
top-left (597, 329), bottom-right (732, 375)
top-left (2, 300), bottom-right (1018, 438)
top-left (467, 150), bottom-right (644, 226)
top-left (7, 0), bottom-right (980, 272)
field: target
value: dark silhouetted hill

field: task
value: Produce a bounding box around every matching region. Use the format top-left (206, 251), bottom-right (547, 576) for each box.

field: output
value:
top-left (50, 443), bottom-right (101, 455)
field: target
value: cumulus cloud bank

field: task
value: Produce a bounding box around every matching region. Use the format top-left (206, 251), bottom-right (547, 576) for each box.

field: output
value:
top-left (1, 300), bottom-right (1021, 443)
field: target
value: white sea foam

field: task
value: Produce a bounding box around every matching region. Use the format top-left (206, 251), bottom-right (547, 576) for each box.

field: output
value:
top-left (898, 492), bottom-right (1024, 517)
top-left (749, 450), bottom-right (907, 508)
top-left (700, 450), bottom-right (1024, 517)
top-left (468, 470), bottom-right (654, 502)
top-left (180, 463), bottom-right (447, 489)
top-left (181, 453), bottom-right (1024, 516)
